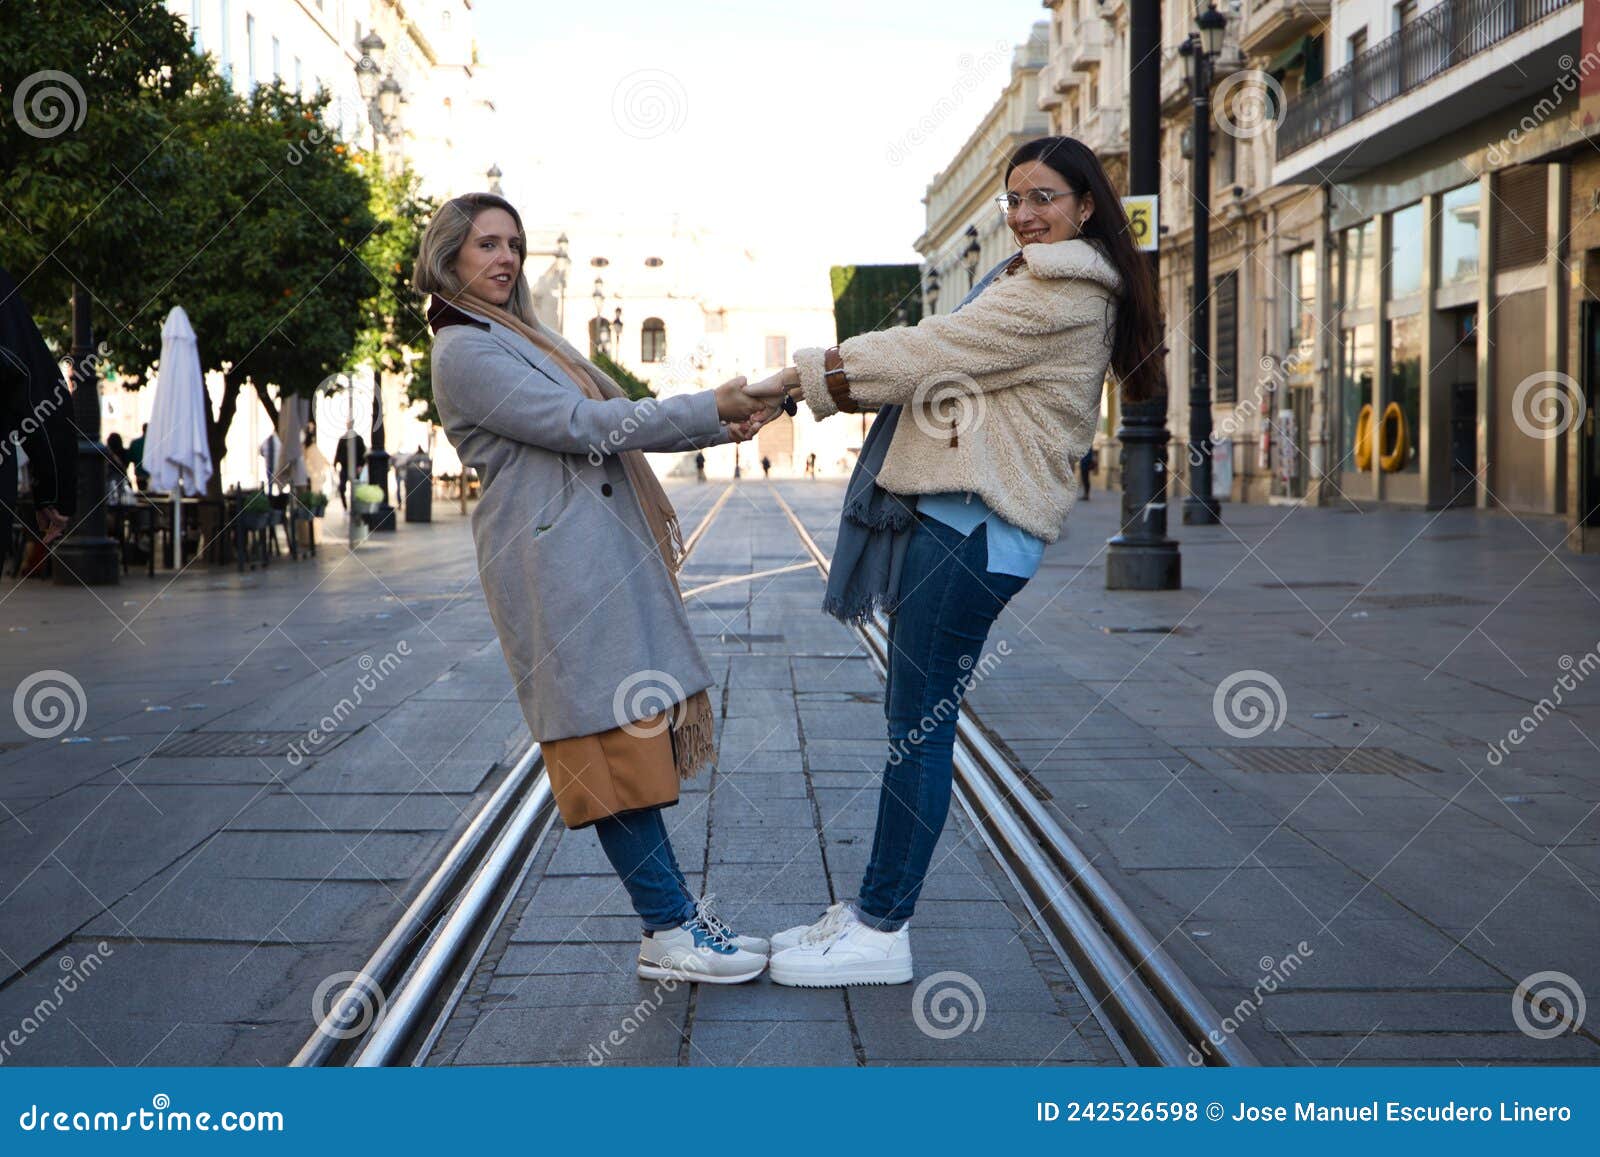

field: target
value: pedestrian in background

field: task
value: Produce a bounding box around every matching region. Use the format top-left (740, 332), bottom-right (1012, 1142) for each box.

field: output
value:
top-left (748, 136), bottom-right (1163, 987)
top-left (417, 192), bottom-right (776, 984)
top-left (128, 422), bottom-right (149, 491)
top-left (694, 450), bottom-right (706, 481)
top-left (760, 454), bottom-right (771, 479)
top-left (335, 429), bottom-right (366, 510)
top-left (1079, 445), bottom-right (1097, 500)
top-left (0, 265), bottom-right (76, 577)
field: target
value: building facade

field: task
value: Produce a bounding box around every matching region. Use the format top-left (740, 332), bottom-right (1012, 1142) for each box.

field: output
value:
top-left (1033, 0), bottom-right (1593, 549)
top-left (524, 215), bottom-right (846, 480)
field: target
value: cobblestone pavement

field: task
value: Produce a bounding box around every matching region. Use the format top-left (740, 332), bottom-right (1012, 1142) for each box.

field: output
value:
top-left (784, 480), bottom-right (1600, 1065)
top-left (6, 476), bottom-right (1596, 1067)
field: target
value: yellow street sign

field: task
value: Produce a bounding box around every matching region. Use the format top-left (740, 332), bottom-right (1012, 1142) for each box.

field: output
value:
top-left (1122, 195), bottom-right (1158, 252)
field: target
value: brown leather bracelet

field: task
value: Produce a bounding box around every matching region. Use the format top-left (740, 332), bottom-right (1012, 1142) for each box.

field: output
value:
top-left (823, 346), bottom-right (859, 413)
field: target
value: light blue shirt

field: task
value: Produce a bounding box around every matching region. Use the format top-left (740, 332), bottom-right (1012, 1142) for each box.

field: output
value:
top-left (917, 491), bottom-right (1045, 580)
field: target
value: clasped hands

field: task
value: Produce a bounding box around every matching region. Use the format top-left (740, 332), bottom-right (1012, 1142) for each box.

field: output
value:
top-left (714, 370), bottom-right (805, 442)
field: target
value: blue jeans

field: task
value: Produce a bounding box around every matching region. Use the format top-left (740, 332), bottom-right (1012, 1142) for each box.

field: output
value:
top-left (856, 515), bottom-right (1028, 931)
top-left (592, 806), bottom-right (698, 931)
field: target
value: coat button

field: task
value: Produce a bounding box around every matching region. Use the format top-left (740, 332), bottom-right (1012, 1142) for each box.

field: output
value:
top-left (601, 482), bottom-right (613, 496)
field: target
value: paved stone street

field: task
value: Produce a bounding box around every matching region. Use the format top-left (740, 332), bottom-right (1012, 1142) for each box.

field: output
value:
top-left (3, 479), bottom-right (1597, 1066)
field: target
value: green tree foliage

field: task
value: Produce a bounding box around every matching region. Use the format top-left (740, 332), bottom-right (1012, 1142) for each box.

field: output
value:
top-left (0, 0), bottom-right (206, 337)
top-left (593, 350), bottom-right (655, 401)
top-left (355, 168), bottom-right (438, 424)
top-left (829, 264), bottom-right (924, 343)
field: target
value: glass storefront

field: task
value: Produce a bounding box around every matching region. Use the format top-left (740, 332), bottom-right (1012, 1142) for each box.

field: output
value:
top-left (1388, 314), bottom-right (1422, 473)
top-left (1341, 220), bottom-right (1379, 312)
top-left (1439, 183), bottom-right (1481, 288)
top-left (1390, 203), bottom-right (1423, 299)
top-left (1341, 324), bottom-right (1375, 465)
top-left (1285, 246), bottom-right (1316, 374)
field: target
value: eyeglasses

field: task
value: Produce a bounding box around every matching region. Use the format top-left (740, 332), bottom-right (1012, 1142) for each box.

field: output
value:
top-left (995, 189), bottom-right (1078, 215)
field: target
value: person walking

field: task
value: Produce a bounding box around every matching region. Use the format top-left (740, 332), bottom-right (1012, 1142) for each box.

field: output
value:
top-left (1079, 445), bottom-right (1097, 500)
top-left (760, 454), bottom-right (771, 479)
top-left (334, 429), bottom-right (366, 511)
top-left (418, 192), bottom-right (776, 984)
top-left (694, 450), bottom-right (706, 481)
top-left (127, 422), bottom-right (149, 491)
top-left (747, 136), bottom-right (1163, 986)
top-left (0, 265), bottom-right (76, 577)
top-left (805, 452), bottom-right (816, 479)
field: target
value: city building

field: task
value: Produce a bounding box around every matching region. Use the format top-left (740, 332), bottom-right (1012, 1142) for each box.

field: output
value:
top-left (523, 214), bottom-right (845, 480)
top-left (1032, 0), bottom-right (1595, 550)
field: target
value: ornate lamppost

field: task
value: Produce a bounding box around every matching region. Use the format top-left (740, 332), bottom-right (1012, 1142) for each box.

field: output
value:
top-left (356, 32), bottom-right (403, 531)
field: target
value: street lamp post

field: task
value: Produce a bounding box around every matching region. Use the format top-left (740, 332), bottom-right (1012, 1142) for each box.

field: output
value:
top-left (1107, 0), bottom-right (1181, 590)
top-left (52, 284), bottom-right (120, 586)
top-left (1180, 4), bottom-right (1227, 526)
top-left (356, 32), bottom-right (403, 532)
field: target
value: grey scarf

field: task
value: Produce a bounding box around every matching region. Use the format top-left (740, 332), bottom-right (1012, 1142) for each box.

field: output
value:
top-left (821, 254), bottom-right (1019, 624)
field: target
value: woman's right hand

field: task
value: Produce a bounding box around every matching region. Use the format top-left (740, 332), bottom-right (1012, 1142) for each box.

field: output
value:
top-left (715, 375), bottom-right (767, 422)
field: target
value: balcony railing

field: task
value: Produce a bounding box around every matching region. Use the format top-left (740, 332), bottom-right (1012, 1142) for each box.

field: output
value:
top-left (1277, 0), bottom-right (1573, 159)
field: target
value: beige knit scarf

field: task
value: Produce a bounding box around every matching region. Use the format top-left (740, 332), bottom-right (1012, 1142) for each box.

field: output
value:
top-left (449, 290), bottom-right (716, 780)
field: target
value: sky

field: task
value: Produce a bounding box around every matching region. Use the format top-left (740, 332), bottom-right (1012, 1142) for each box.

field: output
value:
top-left (473, 0), bottom-right (1047, 267)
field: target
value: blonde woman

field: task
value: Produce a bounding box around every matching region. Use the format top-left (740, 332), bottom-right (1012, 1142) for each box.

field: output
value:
top-left (747, 136), bottom-right (1165, 986)
top-left (415, 193), bottom-right (774, 983)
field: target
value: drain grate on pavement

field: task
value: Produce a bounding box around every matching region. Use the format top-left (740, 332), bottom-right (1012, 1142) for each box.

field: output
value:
top-left (1357, 592), bottom-right (1487, 609)
top-left (709, 632), bottom-right (786, 644)
top-left (1256, 580), bottom-right (1362, 590)
top-left (1213, 746), bottom-right (1441, 776)
top-left (153, 730), bottom-right (349, 758)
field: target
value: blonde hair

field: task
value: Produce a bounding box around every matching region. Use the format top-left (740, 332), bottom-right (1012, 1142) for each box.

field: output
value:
top-left (413, 192), bottom-right (536, 325)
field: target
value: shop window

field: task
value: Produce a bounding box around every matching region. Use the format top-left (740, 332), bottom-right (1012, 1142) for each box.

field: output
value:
top-left (1341, 221), bottom-right (1378, 312)
top-left (1389, 203), bottom-right (1423, 299)
top-left (1387, 315), bottom-right (1422, 473)
top-left (1341, 324), bottom-right (1375, 466)
top-left (1439, 183), bottom-right (1481, 287)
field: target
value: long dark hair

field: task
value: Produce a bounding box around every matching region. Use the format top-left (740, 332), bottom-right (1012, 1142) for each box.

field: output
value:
top-left (1005, 136), bottom-right (1164, 405)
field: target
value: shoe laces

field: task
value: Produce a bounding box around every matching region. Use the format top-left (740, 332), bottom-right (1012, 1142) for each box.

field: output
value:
top-left (691, 894), bottom-right (739, 951)
top-left (798, 901), bottom-right (852, 946)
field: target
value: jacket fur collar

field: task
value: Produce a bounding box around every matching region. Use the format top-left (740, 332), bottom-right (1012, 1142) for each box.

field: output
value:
top-left (1020, 239), bottom-right (1122, 293)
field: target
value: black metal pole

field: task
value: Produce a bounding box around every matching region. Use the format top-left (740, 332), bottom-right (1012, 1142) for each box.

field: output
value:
top-left (367, 365), bottom-right (395, 531)
top-left (1184, 48), bottom-right (1221, 525)
top-left (1107, 0), bottom-right (1181, 591)
top-left (53, 283), bottom-right (120, 586)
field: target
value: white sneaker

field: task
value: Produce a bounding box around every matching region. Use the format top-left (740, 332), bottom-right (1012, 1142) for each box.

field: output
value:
top-left (637, 916), bottom-right (767, 984)
top-left (771, 901), bottom-right (909, 954)
top-left (768, 904), bottom-right (913, 987)
top-left (694, 894), bottom-right (769, 956)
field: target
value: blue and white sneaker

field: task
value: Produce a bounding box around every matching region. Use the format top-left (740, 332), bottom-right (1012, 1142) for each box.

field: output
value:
top-left (637, 914), bottom-right (766, 984)
top-left (694, 894), bottom-right (770, 956)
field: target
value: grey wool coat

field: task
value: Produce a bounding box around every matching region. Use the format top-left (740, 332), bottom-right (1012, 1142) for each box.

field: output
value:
top-left (429, 303), bottom-right (729, 744)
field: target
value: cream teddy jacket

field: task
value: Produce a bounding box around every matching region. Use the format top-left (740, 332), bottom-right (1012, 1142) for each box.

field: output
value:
top-left (795, 238), bottom-right (1120, 544)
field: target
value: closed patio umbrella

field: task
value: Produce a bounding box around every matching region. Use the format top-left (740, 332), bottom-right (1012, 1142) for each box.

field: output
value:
top-left (144, 306), bottom-right (213, 570)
